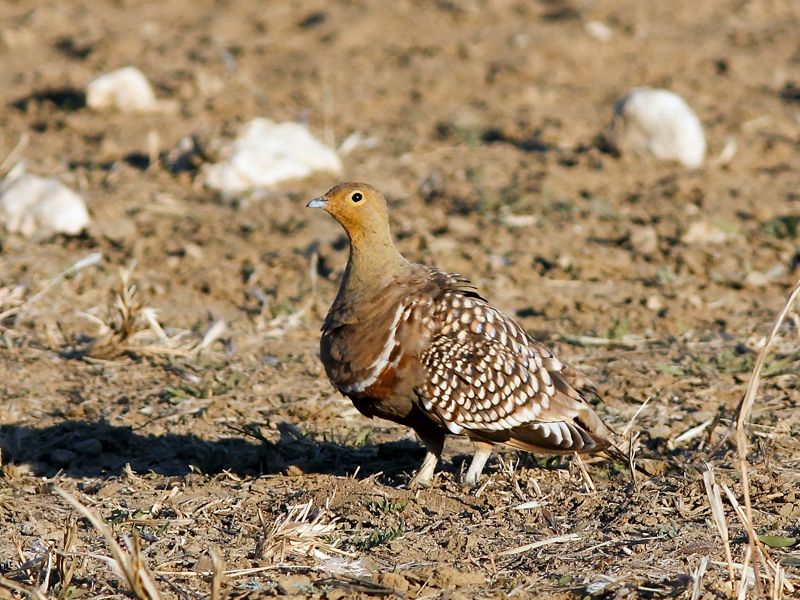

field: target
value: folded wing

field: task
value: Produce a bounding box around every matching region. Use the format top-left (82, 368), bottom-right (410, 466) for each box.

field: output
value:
top-left (415, 289), bottom-right (613, 454)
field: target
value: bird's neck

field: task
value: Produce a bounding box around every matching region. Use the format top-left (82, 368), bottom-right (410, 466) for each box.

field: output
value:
top-left (340, 230), bottom-right (408, 301)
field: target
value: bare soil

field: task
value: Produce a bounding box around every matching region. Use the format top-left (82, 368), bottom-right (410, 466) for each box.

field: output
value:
top-left (1, 0), bottom-right (799, 598)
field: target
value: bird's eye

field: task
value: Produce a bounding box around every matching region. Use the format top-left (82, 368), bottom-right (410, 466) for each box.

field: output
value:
top-left (351, 192), bottom-right (363, 203)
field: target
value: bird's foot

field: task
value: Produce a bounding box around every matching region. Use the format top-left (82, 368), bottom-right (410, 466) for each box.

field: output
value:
top-left (461, 473), bottom-right (480, 488)
top-left (408, 450), bottom-right (438, 488)
top-left (461, 442), bottom-right (493, 487)
top-left (408, 472), bottom-right (433, 488)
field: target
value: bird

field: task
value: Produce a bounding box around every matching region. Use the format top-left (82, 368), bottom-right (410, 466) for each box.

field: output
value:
top-left (307, 182), bottom-right (617, 487)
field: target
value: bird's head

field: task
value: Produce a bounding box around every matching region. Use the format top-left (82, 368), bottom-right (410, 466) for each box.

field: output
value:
top-left (307, 182), bottom-right (391, 244)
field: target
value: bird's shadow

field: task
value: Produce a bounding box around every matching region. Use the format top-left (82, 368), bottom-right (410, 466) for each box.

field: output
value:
top-left (0, 419), bottom-right (431, 483)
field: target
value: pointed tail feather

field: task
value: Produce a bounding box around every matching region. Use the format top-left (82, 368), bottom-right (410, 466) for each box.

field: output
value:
top-left (471, 420), bottom-right (610, 455)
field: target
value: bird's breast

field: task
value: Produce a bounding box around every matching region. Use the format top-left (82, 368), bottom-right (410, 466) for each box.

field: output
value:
top-left (320, 301), bottom-right (408, 394)
top-left (320, 296), bottom-right (433, 398)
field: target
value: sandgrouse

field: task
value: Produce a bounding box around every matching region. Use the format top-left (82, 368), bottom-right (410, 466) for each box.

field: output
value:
top-left (308, 182), bottom-right (615, 487)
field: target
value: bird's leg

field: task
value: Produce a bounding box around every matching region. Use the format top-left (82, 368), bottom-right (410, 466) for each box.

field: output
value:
top-left (409, 430), bottom-right (444, 488)
top-left (463, 441), bottom-right (494, 486)
top-left (409, 451), bottom-right (438, 488)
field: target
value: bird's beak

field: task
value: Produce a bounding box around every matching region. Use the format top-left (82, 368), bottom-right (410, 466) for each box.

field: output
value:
top-left (306, 196), bottom-right (327, 209)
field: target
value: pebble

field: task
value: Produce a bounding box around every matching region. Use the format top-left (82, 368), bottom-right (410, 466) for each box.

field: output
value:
top-left (0, 167), bottom-right (90, 237)
top-left (681, 221), bottom-right (729, 245)
top-left (608, 87), bottom-right (706, 168)
top-left (630, 225), bottom-right (659, 255)
top-left (86, 66), bottom-right (174, 112)
top-left (645, 295), bottom-right (664, 311)
top-left (91, 216), bottom-right (137, 242)
top-left (585, 21), bottom-right (613, 42)
top-left (201, 118), bottom-right (342, 195)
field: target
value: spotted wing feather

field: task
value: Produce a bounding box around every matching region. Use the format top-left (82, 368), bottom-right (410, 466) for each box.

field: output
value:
top-left (416, 289), bottom-right (612, 454)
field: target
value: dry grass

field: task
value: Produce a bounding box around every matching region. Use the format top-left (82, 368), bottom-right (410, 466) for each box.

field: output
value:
top-left (0, 284), bottom-right (26, 351)
top-left (0, 284), bottom-right (25, 325)
top-left (76, 264), bottom-right (225, 360)
top-left (732, 279), bottom-right (800, 598)
top-left (720, 484), bottom-right (795, 598)
top-left (209, 547), bottom-right (224, 600)
top-left (701, 279), bottom-right (800, 599)
top-left (255, 496), bottom-right (349, 563)
top-left (703, 464), bottom-right (735, 588)
top-left (493, 533), bottom-right (582, 558)
top-left (56, 488), bottom-right (163, 600)
top-left (0, 514), bottom-right (79, 600)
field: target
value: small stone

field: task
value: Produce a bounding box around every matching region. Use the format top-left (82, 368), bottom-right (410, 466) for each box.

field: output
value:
top-left (184, 242), bottom-right (204, 260)
top-left (585, 21), bottom-right (613, 42)
top-left (194, 69), bottom-right (225, 97)
top-left (87, 66), bottom-right (174, 113)
top-left (686, 294), bottom-right (704, 308)
top-left (645, 295), bottom-right (664, 311)
top-left (649, 424), bottom-right (672, 439)
top-left (19, 522), bottom-right (37, 536)
top-left (91, 217), bottom-right (136, 242)
top-left (767, 264), bottom-right (786, 278)
top-left (50, 449), bottom-right (77, 466)
top-left (682, 221), bottom-right (728, 245)
top-left (606, 87), bottom-right (706, 168)
top-left (630, 225), bottom-right (659, 254)
top-left (286, 464), bottom-right (304, 477)
top-left (0, 168), bottom-right (90, 237)
top-left (428, 236), bottom-right (459, 255)
top-left (557, 254), bottom-right (574, 270)
top-left (201, 118), bottom-right (342, 195)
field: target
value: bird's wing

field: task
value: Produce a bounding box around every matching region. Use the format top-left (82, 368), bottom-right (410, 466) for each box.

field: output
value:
top-left (415, 290), bottom-right (612, 454)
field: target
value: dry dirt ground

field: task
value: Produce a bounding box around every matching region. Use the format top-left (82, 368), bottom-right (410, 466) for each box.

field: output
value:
top-left (1, 1), bottom-right (800, 598)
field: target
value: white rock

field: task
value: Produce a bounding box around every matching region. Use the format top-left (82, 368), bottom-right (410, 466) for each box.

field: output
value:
top-left (0, 169), bottom-right (90, 237)
top-left (585, 21), bottom-right (613, 42)
top-left (630, 225), bottom-right (659, 255)
top-left (645, 295), bottom-right (664, 311)
top-left (202, 118), bottom-right (343, 195)
top-left (609, 88), bottom-right (706, 168)
top-left (87, 66), bottom-right (163, 112)
top-left (681, 221), bottom-right (728, 245)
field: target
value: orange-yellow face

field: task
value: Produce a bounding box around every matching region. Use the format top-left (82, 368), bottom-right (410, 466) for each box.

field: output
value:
top-left (306, 182), bottom-right (389, 240)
